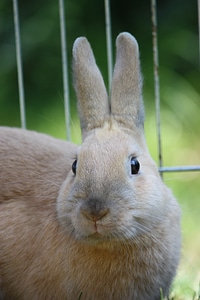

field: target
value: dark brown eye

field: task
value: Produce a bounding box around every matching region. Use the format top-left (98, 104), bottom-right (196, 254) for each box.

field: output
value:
top-left (72, 160), bottom-right (77, 175)
top-left (131, 157), bottom-right (140, 174)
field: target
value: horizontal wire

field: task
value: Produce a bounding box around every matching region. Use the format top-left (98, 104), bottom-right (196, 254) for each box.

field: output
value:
top-left (159, 165), bottom-right (200, 173)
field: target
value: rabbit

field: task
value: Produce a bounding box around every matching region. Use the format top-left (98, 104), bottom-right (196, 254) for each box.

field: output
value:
top-left (0, 32), bottom-right (181, 300)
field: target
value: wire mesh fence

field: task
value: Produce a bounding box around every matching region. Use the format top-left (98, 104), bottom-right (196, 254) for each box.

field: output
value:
top-left (11, 0), bottom-right (200, 174)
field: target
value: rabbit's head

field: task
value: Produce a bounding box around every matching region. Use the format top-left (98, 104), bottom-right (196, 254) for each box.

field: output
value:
top-left (57, 33), bottom-right (180, 246)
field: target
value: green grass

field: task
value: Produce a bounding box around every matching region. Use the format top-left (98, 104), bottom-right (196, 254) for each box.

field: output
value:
top-left (166, 283), bottom-right (200, 300)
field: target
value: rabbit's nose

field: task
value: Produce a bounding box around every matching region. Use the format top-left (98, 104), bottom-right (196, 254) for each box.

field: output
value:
top-left (80, 206), bottom-right (109, 222)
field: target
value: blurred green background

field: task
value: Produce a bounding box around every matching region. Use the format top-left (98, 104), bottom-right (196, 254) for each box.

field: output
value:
top-left (0, 0), bottom-right (199, 298)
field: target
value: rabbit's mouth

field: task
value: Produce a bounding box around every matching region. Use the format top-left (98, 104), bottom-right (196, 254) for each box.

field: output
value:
top-left (73, 219), bottom-right (119, 244)
top-left (74, 220), bottom-right (132, 244)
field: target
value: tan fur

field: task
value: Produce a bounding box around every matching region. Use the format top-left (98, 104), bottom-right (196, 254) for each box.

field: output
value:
top-left (0, 33), bottom-right (181, 300)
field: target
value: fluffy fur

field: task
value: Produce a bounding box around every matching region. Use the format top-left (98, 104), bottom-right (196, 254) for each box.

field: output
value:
top-left (0, 32), bottom-right (181, 299)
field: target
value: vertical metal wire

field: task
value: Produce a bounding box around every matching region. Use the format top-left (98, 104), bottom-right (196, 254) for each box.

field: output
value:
top-left (59, 0), bottom-right (71, 140)
top-left (151, 0), bottom-right (163, 172)
top-left (104, 0), bottom-right (113, 92)
top-left (198, 0), bottom-right (200, 65)
top-left (12, 0), bottom-right (26, 129)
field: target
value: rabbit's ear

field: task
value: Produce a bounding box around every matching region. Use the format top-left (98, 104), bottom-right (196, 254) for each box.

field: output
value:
top-left (111, 32), bottom-right (144, 131)
top-left (73, 37), bottom-right (109, 139)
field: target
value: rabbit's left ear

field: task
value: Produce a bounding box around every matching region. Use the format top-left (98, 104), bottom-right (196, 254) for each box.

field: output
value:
top-left (111, 32), bottom-right (144, 131)
top-left (73, 37), bottom-right (109, 139)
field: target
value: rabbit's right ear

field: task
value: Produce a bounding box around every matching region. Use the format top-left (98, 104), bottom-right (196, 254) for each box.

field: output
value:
top-left (73, 37), bottom-right (109, 139)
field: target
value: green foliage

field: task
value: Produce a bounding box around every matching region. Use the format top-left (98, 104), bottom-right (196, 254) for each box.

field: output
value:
top-left (0, 0), bottom-right (199, 296)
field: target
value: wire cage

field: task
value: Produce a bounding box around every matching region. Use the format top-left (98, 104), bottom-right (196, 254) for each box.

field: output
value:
top-left (11, 0), bottom-right (200, 173)
top-left (1, 0), bottom-right (200, 297)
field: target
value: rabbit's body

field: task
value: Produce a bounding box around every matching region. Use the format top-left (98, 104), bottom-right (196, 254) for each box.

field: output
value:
top-left (0, 33), bottom-right (181, 299)
top-left (0, 127), bottom-right (76, 299)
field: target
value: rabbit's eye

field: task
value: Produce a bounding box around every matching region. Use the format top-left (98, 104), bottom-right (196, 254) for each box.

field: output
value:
top-left (131, 157), bottom-right (140, 174)
top-left (72, 160), bottom-right (77, 175)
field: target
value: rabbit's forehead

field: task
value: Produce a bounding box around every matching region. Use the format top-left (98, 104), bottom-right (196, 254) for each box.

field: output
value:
top-left (78, 126), bottom-right (142, 161)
